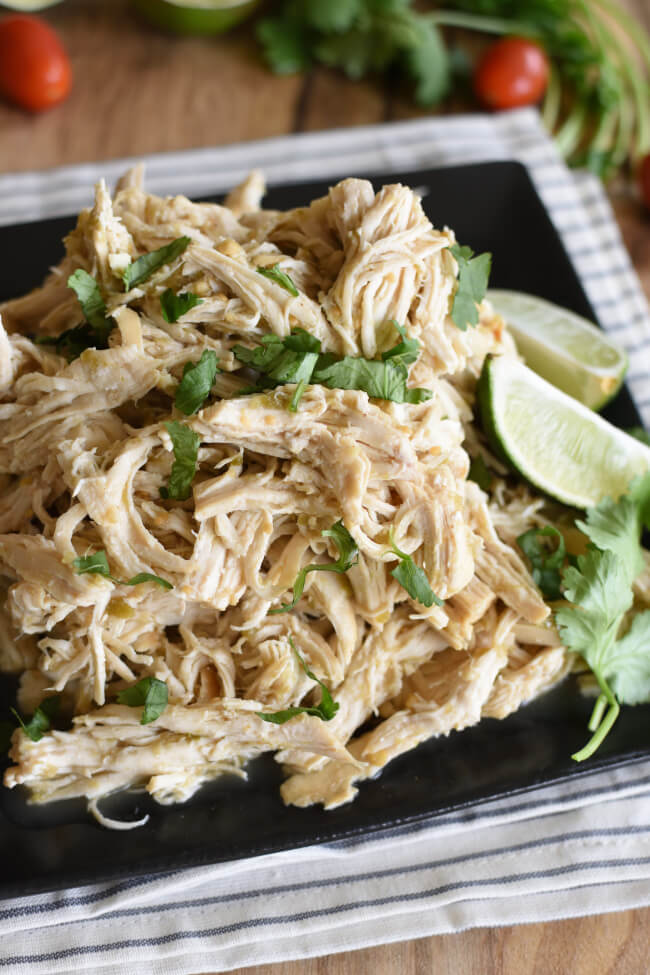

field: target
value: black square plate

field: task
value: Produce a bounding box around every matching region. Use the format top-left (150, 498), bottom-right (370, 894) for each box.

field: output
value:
top-left (1, 161), bottom-right (648, 899)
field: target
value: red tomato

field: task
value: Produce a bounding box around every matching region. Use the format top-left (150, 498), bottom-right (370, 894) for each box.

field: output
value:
top-left (474, 37), bottom-right (549, 111)
top-left (640, 154), bottom-right (650, 211)
top-left (0, 15), bottom-right (71, 113)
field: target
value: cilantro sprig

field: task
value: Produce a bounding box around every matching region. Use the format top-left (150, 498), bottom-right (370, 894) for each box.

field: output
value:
top-left (517, 526), bottom-right (567, 601)
top-left (269, 521), bottom-right (359, 615)
top-left (36, 270), bottom-right (115, 361)
top-left (160, 421), bottom-right (200, 502)
top-left (175, 350), bottom-right (219, 415)
top-left (555, 473), bottom-right (650, 761)
top-left (259, 638), bottom-right (339, 724)
top-left (116, 677), bottom-right (168, 725)
top-left (73, 550), bottom-right (172, 590)
top-left (389, 530), bottom-right (443, 608)
top-left (449, 244), bottom-right (492, 331)
top-left (11, 696), bottom-right (60, 743)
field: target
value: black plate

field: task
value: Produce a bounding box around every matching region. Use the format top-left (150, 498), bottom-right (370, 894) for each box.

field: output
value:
top-left (1, 161), bottom-right (648, 899)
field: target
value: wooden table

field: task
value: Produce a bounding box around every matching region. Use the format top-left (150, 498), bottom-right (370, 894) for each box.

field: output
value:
top-left (1, 1), bottom-right (649, 972)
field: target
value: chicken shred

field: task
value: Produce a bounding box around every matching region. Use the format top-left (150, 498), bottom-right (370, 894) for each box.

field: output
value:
top-left (0, 170), bottom-right (568, 820)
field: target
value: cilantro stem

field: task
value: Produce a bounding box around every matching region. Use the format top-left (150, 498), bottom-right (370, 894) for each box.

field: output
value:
top-left (572, 678), bottom-right (620, 762)
top-left (588, 692), bottom-right (608, 733)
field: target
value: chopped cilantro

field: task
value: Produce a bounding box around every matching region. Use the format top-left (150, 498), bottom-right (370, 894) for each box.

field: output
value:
top-left (269, 520), bottom-right (359, 614)
top-left (160, 288), bottom-right (203, 324)
top-left (116, 677), bottom-right (168, 725)
top-left (67, 269), bottom-right (109, 330)
top-left (73, 550), bottom-right (172, 589)
top-left (259, 638), bottom-right (339, 724)
top-left (517, 526), bottom-right (567, 601)
top-left (449, 243), bottom-right (492, 331)
top-left (11, 696), bottom-right (60, 743)
top-left (126, 573), bottom-right (173, 591)
top-left (175, 350), bottom-right (219, 415)
top-left (389, 530), bottom-right (443, 608)
top-left (160, 421), bottom-right (200, 502)
top-left (468, 455), bottom-right (492, 491)
top-left (122, 237), bottom-right (191, 291)
top-left (256, 264), bottom-right (299, 296)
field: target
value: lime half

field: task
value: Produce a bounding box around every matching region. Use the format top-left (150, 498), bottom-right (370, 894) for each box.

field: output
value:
top-left (133, 0), bottom-right (260, 35)
top-left (488, 289), bottom-right (627, 411)
top-left (477, 354), bottom-right (650, 509)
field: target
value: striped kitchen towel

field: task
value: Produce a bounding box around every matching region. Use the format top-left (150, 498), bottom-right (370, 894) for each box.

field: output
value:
top-left (0, 109), bottom-right (649, 975)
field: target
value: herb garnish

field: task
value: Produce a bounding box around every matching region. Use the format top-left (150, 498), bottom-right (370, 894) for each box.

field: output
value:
top-left (259, 638), bottom-right (339, 724)
top-left (269, 520), bottom-right (359, 615)
top-left (73, 550), bottom-right (172, 589)
top-left (122, 237), bottom-right (191, 291)
top-left (256, 264), bottom-right (299, 296)
top-left (160, 421), bottom-right (200, 502)
top-left (517, 526), bottom-right (567, 601)
top-left (116, 677), bottom-right (168, 725)
top-left (555, 473), bottom-right (650, 761)
top-left (234, 321), bottom-right (431, 405)
top-left (389, 530), bottom-right (443, 607)
top-left (37, 270), bottom-right (114, 361)
top-left (160, 288), bottom-right (203, 324)
top-left (175, 350), bottom-right (219, 415)
top-left (468, 454), bottom-right (492, 491)
top-left (449, 244), bottom-right (492, 331)
top-left (11, 696), bottom-right (60, 743)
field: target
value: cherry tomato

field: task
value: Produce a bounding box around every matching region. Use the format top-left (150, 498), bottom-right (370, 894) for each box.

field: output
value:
top-left (640, 154), bottom-right (650, 211)
top-left (474, 37), bottom-right (549, 111)
top-left (0, 15), bottom-right (72, 113)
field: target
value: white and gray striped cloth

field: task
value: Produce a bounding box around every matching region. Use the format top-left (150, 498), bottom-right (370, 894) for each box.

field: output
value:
top-left (0, 110), bottom-right (649, 975)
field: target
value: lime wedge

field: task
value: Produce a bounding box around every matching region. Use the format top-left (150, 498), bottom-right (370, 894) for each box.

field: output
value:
top-left (477, 355), bottom-right (650, 508)
top-left (0, 1), bottom-right (63, 8)
top-left (133, 0), bottom-right (260, 34)
top-left (488, 289), bottom-right (627, 411)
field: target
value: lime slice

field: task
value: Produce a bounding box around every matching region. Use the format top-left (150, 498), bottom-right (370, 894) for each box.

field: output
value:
top-left (488, 289), bottom-right (627, 411)
top-left (477, 354), bottom-right (650, 509)
top-left (132, 0), bottom-right (260, 34)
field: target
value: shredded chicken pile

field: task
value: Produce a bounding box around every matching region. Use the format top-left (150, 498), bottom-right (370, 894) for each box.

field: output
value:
top-left (0, 169), bottom-right (570, 818)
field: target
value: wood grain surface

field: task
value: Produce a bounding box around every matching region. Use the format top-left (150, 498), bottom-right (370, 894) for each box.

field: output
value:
top-left (0, 1), bottom-right (649, 972)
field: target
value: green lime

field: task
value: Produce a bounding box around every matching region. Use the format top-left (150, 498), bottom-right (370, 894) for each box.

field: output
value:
top-left (488, 289), bottom-right (627, 411)
top-left (0, 1), bottom-right (63, 8)
top-left (132, 0), bottom-right (260, 35)
top-left (477, 354), bottom-right (650, 509)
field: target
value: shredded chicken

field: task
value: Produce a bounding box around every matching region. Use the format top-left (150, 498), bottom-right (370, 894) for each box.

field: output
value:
top-left (0, 170), bottom-right (569, 821)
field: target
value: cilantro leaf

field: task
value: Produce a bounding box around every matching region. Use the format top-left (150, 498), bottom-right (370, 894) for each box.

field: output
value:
top-left (116, 677), bottom-right (168, 725)
top-left (160, 421), bottom-right (200, 502)
top-left (256, 264), bottom-right (299, 296)
top-left (517, 526), bottom-right (566, 601)
top-left (160, 288), bottom-right (203, 324)
top-left (257, 16), bottom-right (313, 75)
top-left (175, 350), bottom-right (219, 415)
top-left (389, 531), bottom-right (443, 607)
top-left (405, 19), bottom-right (450, 105)
top-left (449, 243), bottom-right (492, 331)
top-left (73, 551), bottom-right (112, 578)
top-left (605, 611), bottom-right (650, 705)
top-left (126, 573), bottom-right (173, 590)
top-left (123, 237), bottom-right (191, 291)
top-left (233, 329), bottom-right (321, 397)
top-left (303, 0), bottom-right (361, 33)
top-left (269, 520), bottom-right (358, 614)
top-left (11, 696), bottom-right (60, 743)
top-left (67, 269), bottom-right (108, 330)
top-left (381, 321), bottom-right (420, 366)
top-left (259, 638), bottom-right (339, 724)
top-left (289, 378), bottom-right (307, 412)
top-left (467, 455), bottom-right (492, 491)
top-left (73, 550), bottom-right (172, 589)
top-left (576, 493), bottom-right (645, 584)
top-left (313, 354), bottom-right (432, 404)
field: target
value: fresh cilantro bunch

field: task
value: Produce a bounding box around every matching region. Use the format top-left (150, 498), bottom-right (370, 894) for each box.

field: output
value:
top-left (555, 474), bottom-right (650, 761)
top-left (257, 0), bottom-right (454, 107)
